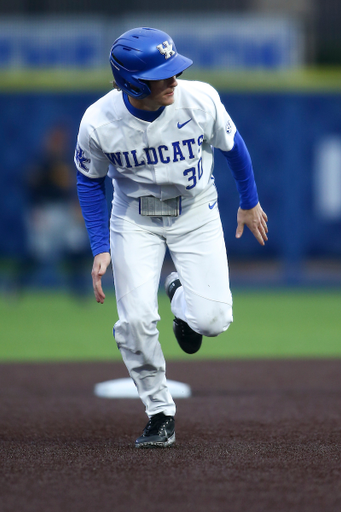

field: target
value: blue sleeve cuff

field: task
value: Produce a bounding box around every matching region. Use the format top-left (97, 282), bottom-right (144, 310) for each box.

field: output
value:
top-left (219, 131), bottom-right (259, 210)
top-left (76, 171), bottom-right (110, 257)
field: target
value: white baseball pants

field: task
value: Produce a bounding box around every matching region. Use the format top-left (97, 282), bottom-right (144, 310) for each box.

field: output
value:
top-left (110, 186), bottom-right (233, 418)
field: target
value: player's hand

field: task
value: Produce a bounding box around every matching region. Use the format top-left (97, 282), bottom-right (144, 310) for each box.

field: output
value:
top-left (236, 202), bottom-right (268, 246)
top-left (91, 252), bottom-right (111, 304)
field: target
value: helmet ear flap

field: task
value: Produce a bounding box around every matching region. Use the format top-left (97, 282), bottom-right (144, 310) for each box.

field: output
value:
top-left (109, 51), bottom-right (151, 99)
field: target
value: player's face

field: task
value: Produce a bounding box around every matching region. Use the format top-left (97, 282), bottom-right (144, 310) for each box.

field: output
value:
top-left (148, 76), bottom-right (178, 107)
top-left (130, 76), bottom-right (178, 111)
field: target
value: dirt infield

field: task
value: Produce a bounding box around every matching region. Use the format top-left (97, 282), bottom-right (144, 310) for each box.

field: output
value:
top-left (1, 359), bottom-right (341, 512)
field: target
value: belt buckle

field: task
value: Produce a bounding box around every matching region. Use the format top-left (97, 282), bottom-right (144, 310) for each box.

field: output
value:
top-left (139, 196), bottom-right (181, 217)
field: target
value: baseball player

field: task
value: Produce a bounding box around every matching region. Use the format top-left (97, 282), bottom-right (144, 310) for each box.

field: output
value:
top-left (74, 27), bottom-right (268, 448)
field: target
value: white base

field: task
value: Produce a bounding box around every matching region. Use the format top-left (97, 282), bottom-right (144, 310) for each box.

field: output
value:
top-left (94, 378), bottom-right (192, 399)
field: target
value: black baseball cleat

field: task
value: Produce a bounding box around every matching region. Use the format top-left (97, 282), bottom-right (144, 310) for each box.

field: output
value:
top-left (173, 317), bottom-right (202, 354)
top-left (135, 412), bottom-right (175, 448)
top-left (164, 272), bottom-right (203, 355)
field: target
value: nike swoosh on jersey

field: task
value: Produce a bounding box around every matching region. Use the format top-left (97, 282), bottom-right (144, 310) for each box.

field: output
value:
top-left (208, 201), bottom-right (217, 209)
top-left (177, 118), bottom-right (192, 129)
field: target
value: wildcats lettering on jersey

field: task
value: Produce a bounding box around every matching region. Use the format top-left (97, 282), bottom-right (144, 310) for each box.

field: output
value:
top-left (104, 135), bottom-right (203, 169)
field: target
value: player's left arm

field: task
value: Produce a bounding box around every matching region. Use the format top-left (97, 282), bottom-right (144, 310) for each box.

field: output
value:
top-left (202, 85), bottom-right (268, 245)
top-left (219, 131), bottom-right (268, 245)
top-left (236, 202), bottom-right (268, 246)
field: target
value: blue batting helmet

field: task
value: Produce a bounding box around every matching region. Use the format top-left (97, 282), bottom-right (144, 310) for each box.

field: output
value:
top-left (109, 27), bottom-right (193, 99)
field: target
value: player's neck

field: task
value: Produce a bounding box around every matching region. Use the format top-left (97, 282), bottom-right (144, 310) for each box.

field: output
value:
top-left (128, 96), bottom-right (162, 112)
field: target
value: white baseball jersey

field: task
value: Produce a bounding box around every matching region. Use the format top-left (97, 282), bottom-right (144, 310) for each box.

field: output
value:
top-left (75, 80), bottom-right (237, 200)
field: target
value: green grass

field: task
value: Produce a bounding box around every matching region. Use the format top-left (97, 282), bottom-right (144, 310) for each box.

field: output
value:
top-left (1, 67), bottom-right (341, 92)
top-left (1, 289), bottom-right (340, 362)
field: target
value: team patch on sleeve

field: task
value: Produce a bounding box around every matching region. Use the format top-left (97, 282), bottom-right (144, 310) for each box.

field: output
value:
top-left (75, 143), bottom-right (91, 172)
top-left (226, 120), bottom-right (233, 133)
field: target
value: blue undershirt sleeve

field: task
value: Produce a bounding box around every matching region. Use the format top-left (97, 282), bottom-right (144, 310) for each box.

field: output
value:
top-left (76, 170), bottom-right (110, 257)
top-left (219, 131), bottom-right (259, 210)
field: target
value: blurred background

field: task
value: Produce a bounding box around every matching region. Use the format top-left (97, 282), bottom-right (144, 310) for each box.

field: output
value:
top-left (0, 0), bottom-right (341, 296)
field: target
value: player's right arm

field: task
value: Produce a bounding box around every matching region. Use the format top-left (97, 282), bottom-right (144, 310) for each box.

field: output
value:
top-left (74, 116), bottom-right (111, 302)
top-left (77, 170), bottom-right (111, 302)
top-left (92, 252), bottom-right (111, 304)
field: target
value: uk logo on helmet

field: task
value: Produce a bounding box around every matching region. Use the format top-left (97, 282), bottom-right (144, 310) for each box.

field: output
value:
top-left (157, 41), bottom-right (175, 59)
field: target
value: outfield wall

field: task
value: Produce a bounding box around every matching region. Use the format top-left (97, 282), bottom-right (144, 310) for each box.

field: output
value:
top-left (0, 15), bottom-right (303, 71)
top-left (0, 89), bottom-right (341, 281)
